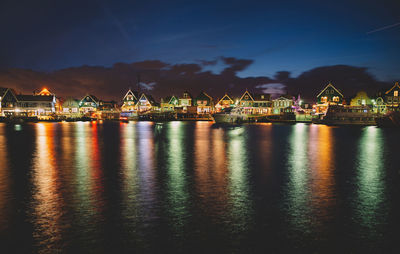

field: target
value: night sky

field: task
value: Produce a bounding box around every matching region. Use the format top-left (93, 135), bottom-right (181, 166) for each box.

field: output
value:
top-left (0, 0), bottom-right (399, 101)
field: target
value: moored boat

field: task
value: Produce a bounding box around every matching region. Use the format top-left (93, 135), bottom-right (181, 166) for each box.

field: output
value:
top-left (212, 107), bottom-right (248, 124)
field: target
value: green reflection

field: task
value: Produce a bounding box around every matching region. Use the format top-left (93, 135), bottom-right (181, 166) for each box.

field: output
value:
top-left (121, 122), bottom-right (140, 223)
top-left (356, 126), bottom-right (386, 231)
top-left (286, 124), bottom-right (311, 230)
top-left (227, 127), bottom-right (252, 231)
top-left (166, 122), bottom-right (188, 229)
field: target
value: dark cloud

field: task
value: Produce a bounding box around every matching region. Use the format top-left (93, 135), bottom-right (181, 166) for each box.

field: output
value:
top-left (282, 65), bottom-right (391, 101)
top-left (220, 57), bottom-right (254, 76)
top-left (0, 59), bottom-right (394, 103)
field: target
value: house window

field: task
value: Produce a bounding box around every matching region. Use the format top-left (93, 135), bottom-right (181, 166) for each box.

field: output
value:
top-left (395, 91), bottom-right (399, 97)
top-left (321, 96), bottom-right (328, 103)
top-left (245, 95), bottom-right (249, 99)
top-left (333, 96), bottom-right (339, 102)
top-left (261, 95), bottom-right (264, 99)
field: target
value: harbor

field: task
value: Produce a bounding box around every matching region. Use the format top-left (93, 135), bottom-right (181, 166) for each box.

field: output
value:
top-left (1, 82), bottom-right (400, 127)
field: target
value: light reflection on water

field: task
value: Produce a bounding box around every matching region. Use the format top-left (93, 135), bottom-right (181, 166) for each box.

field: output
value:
top-left (0, 122), bottom-right (399, 253)
top-left (355, 126), bottom-right (387, 237)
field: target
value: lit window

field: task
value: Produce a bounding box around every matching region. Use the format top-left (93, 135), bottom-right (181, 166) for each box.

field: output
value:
top-left (333, 96), bottom-right (339, 102)
top-left (395, 91), bottom-right (399, 97)
top-left (321, 96), bottom-right (328, 103)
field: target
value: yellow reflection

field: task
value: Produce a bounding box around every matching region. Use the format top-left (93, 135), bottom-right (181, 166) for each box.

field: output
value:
top-left (227, 127), bottom-right (252, 229)
top-left (32, 123), bottom-right (63, 251)
top-left (120, 122), bottom-right (139, 220)
top-left (356, 126), bottom-right (385, 230)
top-left (286, 123), bottom-right (310, 228)
top-left (166, 122), bottom-right (188, 228)
top-left (137, 122), bottom-right (156, 217)
top-left (0, 124), bottom-right (11, 232)
top-left (194, 122), bottom-right (212, 208)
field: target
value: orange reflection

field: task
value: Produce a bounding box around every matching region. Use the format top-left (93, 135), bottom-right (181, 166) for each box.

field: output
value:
top-left (309, 125), bottom-right (335, 217)
top-left (210, 128), bottom-right (229, 209)
top-left (32, 123), bottom-right (64, 251)
top-left (88, 123), bottom-right (104, 214)
top-left (0, 124), bottom-right (11, 232)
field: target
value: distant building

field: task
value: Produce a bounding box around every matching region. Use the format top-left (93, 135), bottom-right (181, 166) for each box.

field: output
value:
top-left (238, 90), bottom-right (271, 115)
top-left (161, 95), bottom-right (179, 112)
top-left (178, 91), bottom-right (193, 112)
top-left (79, 94), bottom-right (100, 114)
top-left (194, 91), bottom-right (214, 114)
top-left (384, 81), bottom-right (400, 111)
top-left (215, 93), bottom-right (235, 112)
top-left (121, 89), bottom-right (138, 113)
top-left (272, 95), bottom-right (294, 114)
top-left (137, 93), bottom-right (159, 112)
top-left (316, 83), bottom-right (344, 113)
top-left (1, 88), bottom-right (56, 117)
top-left (62, 97), bottom-right (80, 117)
top-left (350, 91), bottom-right (372, 107)
top-left (98, 100), bottom-right (120, 119)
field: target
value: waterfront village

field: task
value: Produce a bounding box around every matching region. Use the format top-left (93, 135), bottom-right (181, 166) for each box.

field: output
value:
top-left (0, 81), bottom-right (400, 126)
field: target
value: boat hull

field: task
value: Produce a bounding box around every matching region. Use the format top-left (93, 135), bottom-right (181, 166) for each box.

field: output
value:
top-left (212, 113), bottom-right (247, 124)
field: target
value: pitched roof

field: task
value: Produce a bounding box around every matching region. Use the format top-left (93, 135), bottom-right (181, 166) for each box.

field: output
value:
top-left (239, 90), bottom-right (254, 101)
top-left (195, 91), bottom-right (213, 101)
top-left (16, 95), bottom-right (54, 102)
top-left (317, 83), bottom-right (344, 97)
top-left (216, 94), bottom-right (234, 105)
top-left (181, 91), bottom-right (193, 99)
top-left (163, 95), bottom-right (178, 104)
top-left (81, 94), bottom-right (99, 103)
top-left (123, 89), bottom-right (138, 101)
top-left (274, 94), bottom-right (293, 100)
top-left (385, 81), bottom-right (400, 94)
top-left (252, 93), bottom-right (271, 101)
top-left (138, 93), bottom-right (158, 106)
top-left (0, 87), bottom-right (8, 97)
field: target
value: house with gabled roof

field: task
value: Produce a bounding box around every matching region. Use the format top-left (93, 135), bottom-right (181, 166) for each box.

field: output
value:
top-left (121, 89), bottom-right (139, 113)
top-left (215, 93), bottom-right (235, 112)
top-left (79, 94), bottom-right (100, 114)
top-left (384, 81), bottom-right (400, 110)
top-left (316, 82), bottom-right (344, 113)
top-left (272, 94), bottom-right (295, 114)
top-left (0, 88), bottom-right (17, 116)
top-left (161, 95), bottom-right (179, 112)
top-left (238, 90), bottom-right (271, 115)
top-left (137, 93), bottom-right (160, 113)
top-left (62, 97), bottom-right (80, 117)
top-left (194, 91), bottom-right (214, 114)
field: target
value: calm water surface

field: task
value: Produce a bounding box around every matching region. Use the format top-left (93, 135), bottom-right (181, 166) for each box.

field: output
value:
top-left (0, 122), bottom-right (399, 253)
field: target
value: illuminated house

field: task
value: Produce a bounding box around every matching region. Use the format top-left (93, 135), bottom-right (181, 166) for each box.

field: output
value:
top-left (0, 88), bottom-right (17, 116)
top-left (178, 91), bottom-right (193, 112)
top-left (137, 93), bottom-right (159, 113)
top-left (0, 88), bottom-right (56, 117)
top-left (79, 94), bottom-right (99, 114)
top-left (350, 91), bottom-right (372, 107)
top-left (384, 81), bottom-right (400, 111)
top-left (194, 91), bottom-right (214, 114)
top-left (272, 95), bottom-right (294, 114)
top-left (98, 100), bottom-right (120, 119)
top-left (121, 89), bottom-right (138, 113)
top-left (215, 93), bottom-right (235, 112)
top-left (62, 98), bottom-right (80, 117)
top-left (161, 95), bottom-right (179, 112)
top-left (238, 90), bottom-right (271, 114)
top-left (0, 87), bottom-right (9, 115)
top-left (316, 83), bottom-right (344, 114)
